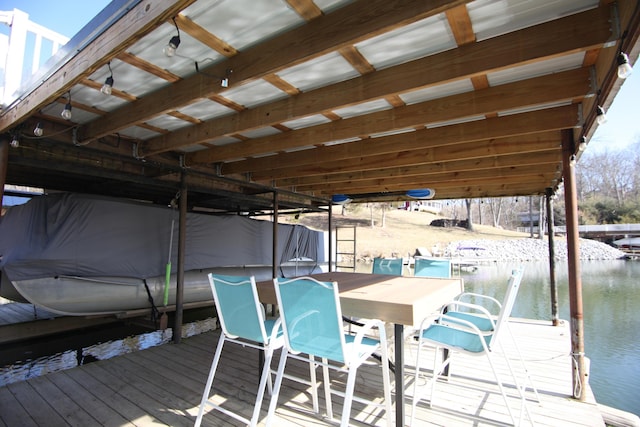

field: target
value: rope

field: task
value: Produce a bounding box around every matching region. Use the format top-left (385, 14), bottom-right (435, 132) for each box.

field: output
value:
top-left (571, 351), bottom-right (584, 399)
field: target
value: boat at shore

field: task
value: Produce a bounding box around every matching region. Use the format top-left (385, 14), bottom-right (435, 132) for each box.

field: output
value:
top-left (0, 193), bottom-right (326, 316)
top-left (613, 237), bottom-right (640, 251)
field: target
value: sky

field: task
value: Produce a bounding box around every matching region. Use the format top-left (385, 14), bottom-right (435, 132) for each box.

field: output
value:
top-left (1, 0), bottom-right (639, 153)
top-left (0, 0), bottom-right (110, 39)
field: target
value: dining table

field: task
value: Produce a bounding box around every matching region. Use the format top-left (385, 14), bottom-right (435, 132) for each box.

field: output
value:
top-left (256, 271), bottom-right (464, 426)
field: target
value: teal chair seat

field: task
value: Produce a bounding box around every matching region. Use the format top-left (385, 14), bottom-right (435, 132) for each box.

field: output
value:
top-left (420, 321), bottom-right (491, 353)
top-left (444, 309), bottom-right (495, 332)
top-left (344, 335), bottom-right (382, 357)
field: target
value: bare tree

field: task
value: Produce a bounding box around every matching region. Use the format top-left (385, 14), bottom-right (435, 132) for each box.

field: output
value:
top-left (465, 198), bottom-right (474, 231)
top-left (488, 198), bottom-right (504, 228)
top-left (538, 195), bottom-right (545, 240)
top-left (381, 203), bottom-right (387, 228)
top-left (577, 149), bottom-right (634, 205)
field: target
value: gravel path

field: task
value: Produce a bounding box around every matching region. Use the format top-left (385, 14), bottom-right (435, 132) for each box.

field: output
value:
top-left (444, 237), bottom-right (627, 261)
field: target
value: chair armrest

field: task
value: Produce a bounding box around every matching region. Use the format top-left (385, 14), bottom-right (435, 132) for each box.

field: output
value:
top-left (443, 300), bottom-right (494, 319)
top-left (269, 317), bottom-right (283, 342)
top-left (454, 292), bottom-right (502, 312)
top-left (352, 318), bottom-right (386, 346)
top-left (417, 313), bottom-right (441, 333)
top-left (439, 313), bottom-right (487, 336)
top-left (418, 310), bottom-right (487, 336)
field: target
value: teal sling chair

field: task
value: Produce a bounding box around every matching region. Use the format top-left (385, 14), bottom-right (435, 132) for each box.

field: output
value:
top-left (194, 274), bottom-right (283, 427)
top-left (410, 267), bottom-right (536, 426)
top-left (266, 276), bottom-right (393, 427)
top-left (372, 256), bottom-right (404, 276)
top-left (413, 257), bottom-right (452, 278)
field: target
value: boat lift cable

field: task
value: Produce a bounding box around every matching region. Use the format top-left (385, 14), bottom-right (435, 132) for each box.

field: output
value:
top-left (143, 279), bottom-right (160, 328)
top-left (163, 193), bottom-right (179, 307)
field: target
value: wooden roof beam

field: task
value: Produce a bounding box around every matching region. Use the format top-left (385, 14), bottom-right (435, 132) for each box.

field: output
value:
top-left (277, 146), bottom-right (562, 187)
top-left (75, 0), bottom-right (470, 144)
top-left (150, 5), bottom-right (610, 158)
top-left (186, 67), bottom-right (589, 164)
top-left (224, 104), bottom-right (578, 177)
top-left (254, 137), bottom-right (563, 182)
top-left (312, 172), bottom-right (559, 196)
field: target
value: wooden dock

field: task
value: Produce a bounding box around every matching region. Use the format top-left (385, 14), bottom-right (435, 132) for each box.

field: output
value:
top-left (0, 301), bottom-right (58, 325)
top-left (0, 318), bottom-right (606, 426)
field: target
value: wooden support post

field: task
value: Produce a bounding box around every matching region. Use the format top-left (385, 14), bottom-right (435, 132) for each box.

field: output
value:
top-left (0, 137), bottom-right (8, 208)
top-left (328, 203), bottom-right (333, 272)
top-left (561, 129), bottom-right (586, 400)
top-left (272, 191), bottom-right (279, 279)
top-left (545, 188), bottom-right (560, 326)
top-left (173, 181), bottom-right (187, 344)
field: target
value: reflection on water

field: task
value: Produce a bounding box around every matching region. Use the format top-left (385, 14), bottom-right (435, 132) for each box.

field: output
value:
top-left (459, 260), bottom-right (640, 417)
top-left (0, 318), bottom-right (216, 386)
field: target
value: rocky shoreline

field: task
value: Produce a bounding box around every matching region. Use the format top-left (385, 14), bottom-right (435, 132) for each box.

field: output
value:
top-left (443, 237), bottom-right (627, 261)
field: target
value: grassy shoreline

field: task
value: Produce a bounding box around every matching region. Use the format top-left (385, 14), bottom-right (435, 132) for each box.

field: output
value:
top-left (283, 207), bottom-right (529, 262)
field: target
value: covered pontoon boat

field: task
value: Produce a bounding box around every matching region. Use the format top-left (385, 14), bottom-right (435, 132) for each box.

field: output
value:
top-left (0, 193), bottom-right (326, 316)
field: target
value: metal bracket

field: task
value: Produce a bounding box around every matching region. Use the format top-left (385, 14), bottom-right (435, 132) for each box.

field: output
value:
top-left (132, 143), bottom-right (141, 160)
top-left (72, 127), bottom-right (79, 146)
top-left (588, 66), bottom-right (598, 97)
top-left (577, 103), bottom-right (583, 127)
top-left (607, 3), bottom-right (621, 46)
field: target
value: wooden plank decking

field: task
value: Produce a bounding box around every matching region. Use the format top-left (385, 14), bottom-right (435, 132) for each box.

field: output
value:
top-left (0, 301), bottom-right (58, 325)
top-left (0, 319), bottom-right (605, 426)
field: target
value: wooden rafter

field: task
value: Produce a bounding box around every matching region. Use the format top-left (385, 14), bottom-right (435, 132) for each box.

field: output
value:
top-left (186, 69), bottom-right (588, 165)
top-left (74, 0), bottom-right (472, 144)
top-left (143, 6), bottom-right (610, 158)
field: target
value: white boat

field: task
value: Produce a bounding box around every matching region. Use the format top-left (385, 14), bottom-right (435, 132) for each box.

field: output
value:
top-left (0, 193), bottom-right (326, 316)
top-left (612, 237), bottom-right (640, 251)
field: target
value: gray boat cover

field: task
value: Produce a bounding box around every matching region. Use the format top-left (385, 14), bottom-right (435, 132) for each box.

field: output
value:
top-left (0, 192), bottom-right (325, 282)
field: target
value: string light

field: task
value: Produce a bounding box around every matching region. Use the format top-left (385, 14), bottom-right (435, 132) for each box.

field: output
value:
top-left (595, 106), bottom-right (607, 125)
top-left (33, 122), bottom-right (44, 137)
top-left (164, 18), bottom-right (181, 57)
top-left (101, 62), bottom-right (114, 95)
top-left (61, 92), bottom-right (72, 120)
top-left (617, 52), bottom-right (633, 79)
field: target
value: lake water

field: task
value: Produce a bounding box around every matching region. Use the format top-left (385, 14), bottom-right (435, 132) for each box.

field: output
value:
top-left (456, 259), bottom-right (640, 417)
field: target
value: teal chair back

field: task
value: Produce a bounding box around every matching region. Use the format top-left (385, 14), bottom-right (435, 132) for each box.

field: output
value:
top-left (414, 257), bottom-right (451, 278)
top-left (372, 257), bottom-right (403, 276)
top-left (274, 277), bottom-right (347, 363)
top-left (209, 274), bottom-right (269, 344)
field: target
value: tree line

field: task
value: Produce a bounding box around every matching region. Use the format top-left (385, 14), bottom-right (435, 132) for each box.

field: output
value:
top-left (574, 141), bottom-right (640, 224)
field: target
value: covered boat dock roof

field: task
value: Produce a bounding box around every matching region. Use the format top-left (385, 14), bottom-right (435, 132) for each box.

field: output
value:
top-left (0, 0), bottom-right (637, 213)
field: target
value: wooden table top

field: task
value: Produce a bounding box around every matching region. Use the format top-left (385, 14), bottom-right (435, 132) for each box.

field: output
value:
top-left (256, 271), bottom-right (463, 326)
